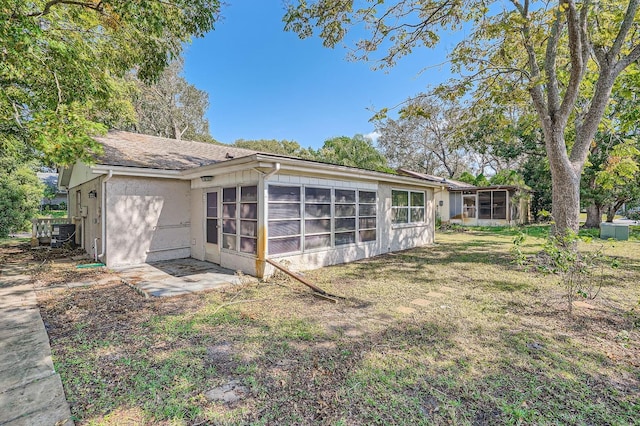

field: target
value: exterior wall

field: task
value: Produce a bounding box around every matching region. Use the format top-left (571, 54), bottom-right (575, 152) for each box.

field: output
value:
top-left (67, 162), bottom-right (95, 189)
top-left (68, 177), bottom-right (102, 257)
top-left (448, 189), bottom-right (530, 226)
top-left (434, 188), bottom-right (450, 222)
top-left (263, 176), bottom-right (434, 275)
top-left (190, 170), bottom-right (435, 277)
top-left (105, 176), bottom-right (191, 267)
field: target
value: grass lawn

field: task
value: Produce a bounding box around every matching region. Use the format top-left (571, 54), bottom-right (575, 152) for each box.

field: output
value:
top-left (37, 209), bottom-right (68, 219)
top-left (32, 228), bottom-right (639, 425)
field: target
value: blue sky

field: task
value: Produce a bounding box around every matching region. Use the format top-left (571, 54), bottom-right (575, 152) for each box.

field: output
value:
top-left (183, 2), bottom-right (460, 150)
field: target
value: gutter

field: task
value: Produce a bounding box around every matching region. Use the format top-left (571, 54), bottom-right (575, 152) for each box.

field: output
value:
top-left (97, 169), bottom-right (113, 261)
top-left (263, 162), bottom-right (281, 180)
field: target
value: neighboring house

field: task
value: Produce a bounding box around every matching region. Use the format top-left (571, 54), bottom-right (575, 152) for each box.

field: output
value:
top-left (398, 169), bottom-right (531, 226)
top-left (37, 172), bottom-right (67, 208)
top-left (58, 131), bottom-right (440, 277)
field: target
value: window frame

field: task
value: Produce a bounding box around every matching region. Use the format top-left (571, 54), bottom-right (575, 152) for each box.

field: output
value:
top-left (220, 185), bottom-right (259, 254)
top-left (392, 189), bottom-right (426, 225)
top-left (267, 184), bottom-right (378, 256)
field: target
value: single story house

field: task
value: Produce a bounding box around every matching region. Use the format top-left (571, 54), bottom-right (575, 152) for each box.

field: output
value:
top-left (37, 172), bottom-right (67, 209)
top-left (58, 131), bottom-right (440, 278)
top-left (398, 169), bottom-right (531, 226)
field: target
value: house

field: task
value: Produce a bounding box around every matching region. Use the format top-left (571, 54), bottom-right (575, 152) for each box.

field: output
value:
top-left (37, 172), bottom-right (67, 209)
top-left (398, 169), bottom-right (531, 226)
top-left (58, 131), bottom-right (440, 277)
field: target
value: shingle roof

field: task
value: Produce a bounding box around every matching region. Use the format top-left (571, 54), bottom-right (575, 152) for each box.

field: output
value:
top-left (397, 169), bottom-right (475, 190)
top-left (94, 130), bottom-right (257, 170)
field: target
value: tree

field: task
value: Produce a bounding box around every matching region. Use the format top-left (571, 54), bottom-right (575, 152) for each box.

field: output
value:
top-left (0, 139), bottom-right (43, 237)
top-left (583, 137), bottom-right (640, 226)
top-left (1, 0), bottom-right (220, 166)
top-left (284, 0), bottom-right (640, 236)
top-left (582, 68), bottom-right (640, 227)
top-left (127, 58), bottom-right (215, 142)
top-left (375, 96), bottom-right (472, 178)
top-left (314, 135), bottom-right (393, 172)
top-left (232, 139), bottom-right (315, 158)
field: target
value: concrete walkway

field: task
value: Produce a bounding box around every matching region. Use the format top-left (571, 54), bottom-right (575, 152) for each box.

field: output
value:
top-left (115, 258), bottom-right (250, 297)
top-left (0, 264), bottom-right (73, 426)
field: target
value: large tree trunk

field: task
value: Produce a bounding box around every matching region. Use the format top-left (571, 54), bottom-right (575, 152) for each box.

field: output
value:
top-left (543, 128), bottom-right (582, 235)
top-left (584, 203), bottom-right (603, 228)
top-left (549, 166), bottom-right (581, 235)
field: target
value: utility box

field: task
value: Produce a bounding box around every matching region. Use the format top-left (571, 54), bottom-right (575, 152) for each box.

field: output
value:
top-left (51, 223), bottom-right (76, 248)
top-left (600, 222), bottom-right (629, 241)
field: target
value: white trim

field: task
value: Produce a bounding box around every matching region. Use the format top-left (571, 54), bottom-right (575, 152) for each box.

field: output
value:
top-left (88, 155), bottom-right (440, 189)
top-left (92, 165), bottom-right (182, 179)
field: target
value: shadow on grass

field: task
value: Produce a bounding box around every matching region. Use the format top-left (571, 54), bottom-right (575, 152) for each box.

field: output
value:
top-left (42, 280), bottom-right (639, 425)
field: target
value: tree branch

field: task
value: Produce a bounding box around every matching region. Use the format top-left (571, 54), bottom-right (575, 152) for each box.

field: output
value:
top-left (610, 0), bottom-right (639, 60)
top-left (26, 0), bottom-right (104, 18)
top-left (557, 0), bottom-right (587, 126)
top-left (545, 7), bottom-right (564, 118)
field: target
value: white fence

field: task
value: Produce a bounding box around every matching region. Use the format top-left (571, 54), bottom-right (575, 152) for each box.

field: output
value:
top-left (31, 217), bottom-right (72, 240)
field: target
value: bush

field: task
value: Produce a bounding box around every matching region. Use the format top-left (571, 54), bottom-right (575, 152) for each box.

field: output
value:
top-left (627, 211), bottom-right (640, 221)
top-left (0, 166), bottom-right (43, 237)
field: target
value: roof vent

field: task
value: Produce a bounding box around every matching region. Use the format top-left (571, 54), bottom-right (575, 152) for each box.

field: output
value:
top-left (225, 153), bottom-right (234, 159)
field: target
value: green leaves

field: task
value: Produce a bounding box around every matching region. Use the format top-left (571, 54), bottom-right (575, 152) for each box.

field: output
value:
top-left (29, 102), bottom-right (107, 166)
top-left (1, 0), bottom-right (221, 164)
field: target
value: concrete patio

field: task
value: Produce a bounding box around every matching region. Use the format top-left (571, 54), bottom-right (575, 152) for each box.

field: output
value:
top-left (114, 258), bottom-right (250, 297)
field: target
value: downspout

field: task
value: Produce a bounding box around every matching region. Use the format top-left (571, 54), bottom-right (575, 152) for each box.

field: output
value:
top-left (98, 170), bottom-right (113, 261)
top-left (263, 162), bottom-right (280, 180)
top-left (256, 162), bottom-right (280, 278)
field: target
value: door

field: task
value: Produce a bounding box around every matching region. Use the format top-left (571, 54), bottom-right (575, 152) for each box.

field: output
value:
top-left (463, 195), bottom-right (477, 219)
top-left (204, 190), bottom-right (221, 264)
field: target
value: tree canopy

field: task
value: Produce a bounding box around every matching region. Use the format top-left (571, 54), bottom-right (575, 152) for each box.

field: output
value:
top-left (375, 96), bottom-right (472, 178)
top-left (232, 139), bottom-right (314, 158)
top-left (1, 0), bottom-right (220, 165)
top-left (285, 0), bottom-right (640, 235)
top-left (126, 58), bottom-right (215, 143)
top-left (314, 135), bottom-right (393, 173)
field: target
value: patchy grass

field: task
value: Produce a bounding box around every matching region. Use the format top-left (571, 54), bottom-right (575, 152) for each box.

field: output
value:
top-left (31, 229), bottom-right (640, 425)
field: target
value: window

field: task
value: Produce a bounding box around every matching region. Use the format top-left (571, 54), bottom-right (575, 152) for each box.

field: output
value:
top-left (478, 191), bottom-right (507, 220)
top-left (239, 186), bottom-right (258, 253)
top-left (304, 187), bottom-right (331, 250)
top-left (392, 190), bottom-right (425, 224)
top-left (334, 189), bottom-right (356, 246)
top-left (478, 192), bottom-right (491, 219)
top-left (268, 186), bottom-right (301, 255)
top-left (492, 191), bottom-right (507, 220)
top-left (462, 195), bottom-right (476, 219)
top-left (358, 191), bottom-right (377, 242)
top-left (222, 187), bottom-right (237, 250)
top-left (206, 192), bottom-right (218, 244)
top-left (221, 185), bottom-right (258, 253)
top-left (268, 185), bottom-right (378, 255)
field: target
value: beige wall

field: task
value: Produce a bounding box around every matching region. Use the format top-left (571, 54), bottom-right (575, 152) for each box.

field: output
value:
top-left (68, 165), bottom-right (436, 274)
top-left (68, 177), bottom-right (101, 257)
top-left (105, 176), bottom-right (191, 267)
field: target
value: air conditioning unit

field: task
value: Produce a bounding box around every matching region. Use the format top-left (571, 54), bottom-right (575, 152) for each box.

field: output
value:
top-left (51, 224), bottom-right (76, 248)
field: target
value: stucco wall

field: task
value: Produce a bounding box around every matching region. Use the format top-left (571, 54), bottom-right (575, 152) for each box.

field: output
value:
top-left (68, 177), bottom-right (102, 256)
top-left (105, 176), bottom-right (191, 267)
